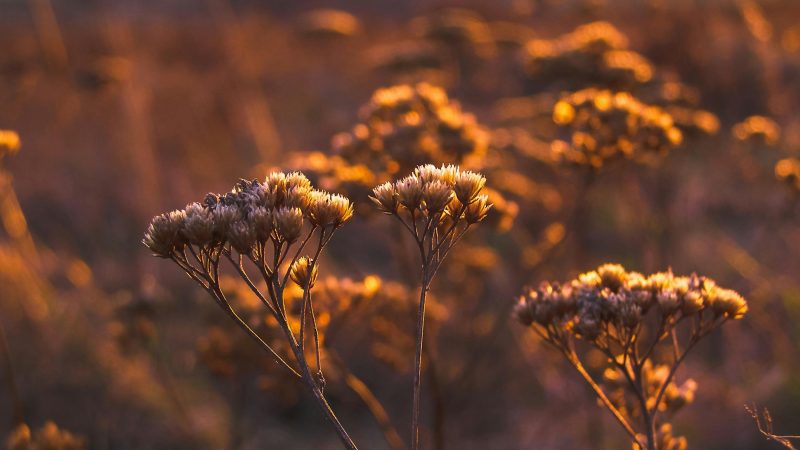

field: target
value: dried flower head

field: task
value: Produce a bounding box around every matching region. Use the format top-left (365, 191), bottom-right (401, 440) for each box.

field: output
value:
top-left (290, 256), bottom-right (318, 289)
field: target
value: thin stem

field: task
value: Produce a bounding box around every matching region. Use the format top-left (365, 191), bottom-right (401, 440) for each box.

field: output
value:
top-left (564, 350), bottom-right (643, 447)
top-left (0, 321), bottom-right (23, 426)
top-left (331, 351), bottom-right (407, 450)
top-left (411, 272), bottom-right (431, 450)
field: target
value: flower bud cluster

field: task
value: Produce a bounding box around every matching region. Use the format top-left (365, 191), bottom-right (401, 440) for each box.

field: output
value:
top-left (513, 264), bottom-right (747, 343)
top-left (523, 22), bottom-right (653, 87)
top-left (371, 164), bottom-right (491, 225)
top-left (143, 172), bottom-right (353, 258)
top-left (332, 83), bottom-right (488, 177)
top-left (551, 89), bottom-right (683, 168)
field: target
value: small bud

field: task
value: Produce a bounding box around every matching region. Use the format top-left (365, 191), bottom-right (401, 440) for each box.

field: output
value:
top-left (657, 290), bottom-right (680, 315)
top-left (274, 207), bottom-right (304, 242)
top-left (464, 194), bottom-right (491, 223)
top-left (290, 256), bottom-right (318, 289)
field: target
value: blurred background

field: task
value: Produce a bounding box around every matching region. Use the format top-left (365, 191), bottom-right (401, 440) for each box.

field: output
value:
top-left (1, 0), bottom-right (799, 448)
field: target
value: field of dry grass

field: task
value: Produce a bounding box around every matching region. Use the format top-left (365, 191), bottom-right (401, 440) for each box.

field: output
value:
top-left (1, 0), bottom-right (800, 449)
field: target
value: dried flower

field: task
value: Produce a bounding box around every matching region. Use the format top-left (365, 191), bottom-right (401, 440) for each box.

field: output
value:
top-left (290, 256), bottom-right (318, 289)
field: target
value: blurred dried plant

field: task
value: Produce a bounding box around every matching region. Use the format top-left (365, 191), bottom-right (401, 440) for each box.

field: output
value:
top-left (4, 422), bottom-right (85, 450)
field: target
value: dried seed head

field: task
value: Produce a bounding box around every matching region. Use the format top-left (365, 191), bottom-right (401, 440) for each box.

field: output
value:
top-left (422, 180), bottom-right (453, 214)
top-left (274, 207), bottom-right (304, 242)
top-left (285, 171), bottom-right (312, 190)
top-left (453, 171), bottom-right (486, 204)
top-left (396, 175), bottom-right (424, 210)
top-left (414, 164), bottom-right (442, 184)
top-left (285, 186), bottom-right (313, 211)
top-left (211, 204), bottom-right (239, 240)
top-left (250, 207), bottom-right (273, 241)
top-left (371, 182), bottom-right (399, 214)
top-left (290, 256), bottom-right (318, 289)
top-left (227, 220), bottom-right (256, 253)
top-left (464, 194), bottom-right (492, 223)
top-left (708, 287), bottom-right (748, 319)
top-left (310, 191), bottom-right (354, 227)
top-left (182, 202), bottom-right (214, 245)
top-left (143, 210), bottom-right (186, 257)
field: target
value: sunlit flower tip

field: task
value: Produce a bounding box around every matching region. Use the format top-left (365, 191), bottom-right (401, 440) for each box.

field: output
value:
top-left (422, 180), bottom-right (453, 213)
top-left (290, 256), bottom-right (318, 289)
top-left (709, 288), bottom-right (748, 319)
top-left (413, 164), bottom-right (442, 184)
top-left (396, 175), bottom-right (424, 210)
top-left (596, 263), bottom-right (626, 291)
top-left (285, 186), bottom-right (313, 210)
top-left (227, 220), bottom-right (256, 253)
top-left (680, 291), bottom-right (704, 315)
top-left (182, 202), bottom-right (215, 245)
top-left (143, 210), bottom-right (186, 257)
top-left (266, 172), bottom-right (287, 196)
top-left (438, 164), bottom-right (459, 185)
top-left (250, 207), bottom-right (273, 241)
top-left (453, 171), bottom-right (486, 204)
top-left (285, 171), bottom-right (312, 190)
top-left (310, 192), bottom-right (354, 227)
top-left (371, 182), bottom-right (398, 213)
top-left (464, 194), bottom-right (491, 223)
top-left (274, 207), bottom-right (304, 242)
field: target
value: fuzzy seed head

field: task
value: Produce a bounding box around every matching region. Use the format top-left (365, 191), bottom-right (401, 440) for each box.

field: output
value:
top-left (143, 210), bottom-right (186, 257)
top-left (371, 182), bottom-right (399, 214)
top-left (290, 256), bottom-right (318, 289)
top-left (454, 171), bottom-right (486, 204)
top-left (464, 194), bottom-right (492, 223)
top-left (274, 207), bottom-right (304, 242)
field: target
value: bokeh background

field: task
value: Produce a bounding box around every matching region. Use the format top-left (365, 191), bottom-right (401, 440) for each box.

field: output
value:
top-left (1, 0), bottom-right (799, 448)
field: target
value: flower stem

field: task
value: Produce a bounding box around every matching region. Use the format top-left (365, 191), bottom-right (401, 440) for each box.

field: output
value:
top-left (411, 274), bottom-right (431, 450)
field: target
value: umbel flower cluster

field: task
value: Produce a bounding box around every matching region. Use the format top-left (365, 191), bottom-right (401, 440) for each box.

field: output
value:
top-left (144, 171), bottom-right (359, 449)
top-left (523, 21), bottom-right (654, 88)
top-left (372, 164), bottom-right (490, 450)
top-left (551, 88), bottom-right (684, 168)
top-left (514, 264), bottom-right (747, 450)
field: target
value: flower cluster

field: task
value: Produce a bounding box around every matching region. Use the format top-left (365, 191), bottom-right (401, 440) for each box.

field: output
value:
top-left (551, 89), bottom-right (683, 168)
top-left (371, 164), bottom-right (491, 228)
top-left (732, 115), bottom-right (781, 146)
top-left (5, 422), bottom-right (85, 450)
top-left (143, 172), bottom-right (353, 259)
top-left (514, 264), bottom-right (747, 340)
top-left (523, 22), bottom-right (653, 88)
top-left (775, 157), bottom-right (800, 191)
top-left (333, 83), bottom-right (488, 178)
top-left (514, 264), bottom-right (747, 449)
